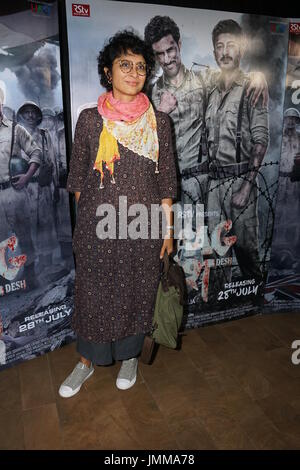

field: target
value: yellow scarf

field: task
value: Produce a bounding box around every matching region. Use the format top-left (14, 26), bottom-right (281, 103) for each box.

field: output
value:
top-left (93, 104), bottom-right (159, 188)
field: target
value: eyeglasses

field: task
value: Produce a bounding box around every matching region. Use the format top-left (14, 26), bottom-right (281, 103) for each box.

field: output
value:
top-left (117, 59), bottom-right (148, 76)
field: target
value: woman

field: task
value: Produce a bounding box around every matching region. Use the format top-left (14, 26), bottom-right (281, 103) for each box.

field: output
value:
top-left (59, 30), bottom-right (177, 397)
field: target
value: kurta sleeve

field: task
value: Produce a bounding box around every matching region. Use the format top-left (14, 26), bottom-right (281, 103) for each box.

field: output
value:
top-left (156, 112), bottom-right (178, 201)
top-left (67, 110), bottom-right (90, 193)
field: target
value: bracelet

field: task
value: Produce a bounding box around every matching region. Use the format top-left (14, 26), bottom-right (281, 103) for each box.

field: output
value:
top-left (166, 225), bottom-right (174, 229)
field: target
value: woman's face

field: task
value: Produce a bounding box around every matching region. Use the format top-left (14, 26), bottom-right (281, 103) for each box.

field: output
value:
top-left (106, 50), bottom-right (147, 102)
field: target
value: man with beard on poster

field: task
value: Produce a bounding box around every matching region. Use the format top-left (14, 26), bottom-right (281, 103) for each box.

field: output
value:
top-left (205, 19), bottom-right (269, 298)
top-left (144, 15), bottom-right (268, 296)
top-left (17, 101), bottom-right (60, 278)
top-left (0, 86), bottom-right (41, 290)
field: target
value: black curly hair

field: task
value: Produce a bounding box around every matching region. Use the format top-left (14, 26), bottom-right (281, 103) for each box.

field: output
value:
top-left (144, 16), bottom-right (180, 46)
top-left (97, 29), bottom-right (155, 91)
top-left (212, 19), bottom-right (243, 48)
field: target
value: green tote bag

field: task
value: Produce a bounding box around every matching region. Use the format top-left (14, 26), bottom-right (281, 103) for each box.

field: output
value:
top-left (151, 252), bottom-right (186, 349)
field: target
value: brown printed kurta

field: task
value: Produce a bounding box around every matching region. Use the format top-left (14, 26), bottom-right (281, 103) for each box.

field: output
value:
top-left (67, 108), bottom-right (177, 343)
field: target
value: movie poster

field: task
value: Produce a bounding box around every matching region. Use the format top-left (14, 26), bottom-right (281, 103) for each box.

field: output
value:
top-left (264, 20), bottom-right (300, 313)
top-left (0, 0), bottom-right (75, 370)
top-left (65, 0), bottom-right (289, 328)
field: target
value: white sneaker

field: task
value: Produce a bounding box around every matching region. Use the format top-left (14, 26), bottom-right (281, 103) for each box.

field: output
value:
top-left (116, 358), bottom-right (138, 390)
top-left (59, 362), bottom-right (94, 398)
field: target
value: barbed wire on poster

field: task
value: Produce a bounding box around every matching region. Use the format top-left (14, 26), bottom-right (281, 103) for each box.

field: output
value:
top-left (177, 161), bottom-right (279, 322)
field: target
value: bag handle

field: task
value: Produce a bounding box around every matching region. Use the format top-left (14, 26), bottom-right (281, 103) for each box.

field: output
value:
top-left (163, 251), bottom-right (170, 275)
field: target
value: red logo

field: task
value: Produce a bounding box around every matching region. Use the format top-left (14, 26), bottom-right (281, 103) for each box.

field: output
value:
top-left (72, 3), bottom-right (90, 17)
top-left (290, 23), bottom-right (300, 34)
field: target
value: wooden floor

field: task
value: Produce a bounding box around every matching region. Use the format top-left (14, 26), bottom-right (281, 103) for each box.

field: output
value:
top-left (1, 312), bottom-right (300, 450)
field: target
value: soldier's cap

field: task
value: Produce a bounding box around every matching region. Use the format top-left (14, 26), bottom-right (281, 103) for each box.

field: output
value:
top-left (284, 108), bottom-right (300, 120)
top-left (42, 108), bottom-right (56, 118)
top-left (17, 101), bottom-right (42, 125)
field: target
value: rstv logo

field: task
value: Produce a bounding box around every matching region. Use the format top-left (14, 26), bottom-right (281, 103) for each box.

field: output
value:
top-left (72, 3), bottom-right (90, 17)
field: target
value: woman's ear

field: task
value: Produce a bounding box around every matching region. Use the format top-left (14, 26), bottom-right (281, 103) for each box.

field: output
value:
top-left (104, 67), bottom-right (112, 83)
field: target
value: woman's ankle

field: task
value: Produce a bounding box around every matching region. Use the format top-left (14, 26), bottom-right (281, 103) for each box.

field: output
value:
top-left (80, 356), bottom-right (91, 368)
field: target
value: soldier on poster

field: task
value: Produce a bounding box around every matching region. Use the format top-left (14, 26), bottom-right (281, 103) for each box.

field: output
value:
top-left (144, 15), bottom-right (213, 207)
top-left (269, 107), bottom-right (300, 271)
top-left (263, 21), bottom-right (300, 309)
top-left (53, 108), bottom-right (68, 187)
top-left (205, 19), bottom-right (269, 299)
top-left (17, 101), bottom-right (60, 276)
top-left (278, 107), bottom-right (300, 203)
top-left (41, 107), bottom-right (58, 155)
top-left (40, 106), bottom-right (72, 267)
top-left (0, 86), bottom-right (41, 290)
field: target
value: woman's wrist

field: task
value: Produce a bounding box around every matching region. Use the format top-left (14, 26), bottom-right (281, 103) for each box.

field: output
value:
top-left (165, 228), bottom-right (174, 239)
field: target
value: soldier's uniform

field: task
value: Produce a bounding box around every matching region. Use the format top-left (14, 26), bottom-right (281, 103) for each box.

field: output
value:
top-left (277, 109), bottom-right (300, 206)
top-left (151, 65), bottom-right (219, 291)
top-left (17, 103), bottom-right (59, 267)
top-left (41, 107), bottom-right (72, 266)
top-left (41, 108), bottom-right (58, 158)
top-left (205, 70), bottom-right (269, 285)
top-left (151, 65), bottom-right (218, 203)
top-left (0, 115), bottom-right (41, 280)
top-left (151, 65), bottom-right (207, 171)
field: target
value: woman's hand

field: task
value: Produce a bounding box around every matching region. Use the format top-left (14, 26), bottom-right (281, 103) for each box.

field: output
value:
top-left (160, 236), bottom-right (174, 259)
top-left (75, 191), bottom-right (81, 203)
top-left (160, 198), bottom-right (174, 259)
